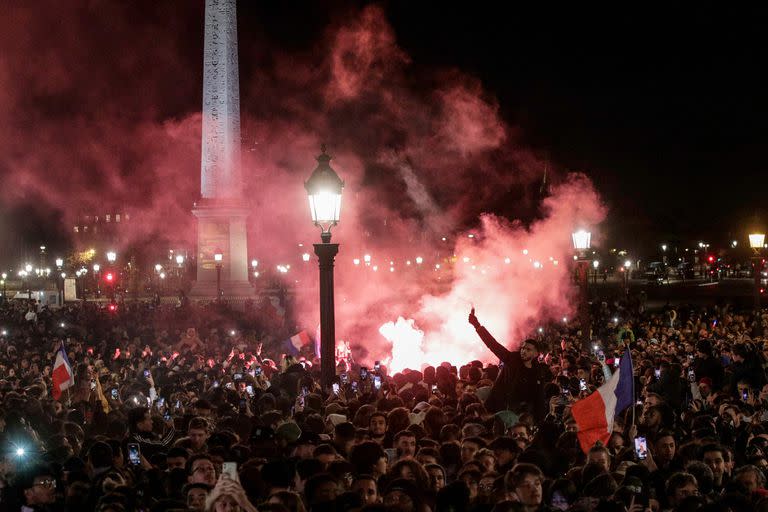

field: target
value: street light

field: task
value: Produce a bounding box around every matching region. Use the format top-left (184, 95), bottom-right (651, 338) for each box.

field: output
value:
top-left (571, 230), bottom-right (591, 251)
top-left (750, 232), bottom-right (765, 311)
top-left (106, 251), bottom-right (117, 263)
top-left (175, 254), bottom-right (184, 266)
top-left (571, 230), bottom-right (591, 349)
top-left (55, 258), bottom-right (63, 269)
top-left (623, 259), bottom-right (632, 295)
top-left (305, 145), bottom-right (344, 389)
top-left (214, 250), bottom-right (223, 301)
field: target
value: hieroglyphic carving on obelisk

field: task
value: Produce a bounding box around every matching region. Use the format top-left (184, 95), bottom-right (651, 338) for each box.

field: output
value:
top-left (201, 0), bottom-right (241, 200)
top-left (192, 0), bottom-right (253, 297)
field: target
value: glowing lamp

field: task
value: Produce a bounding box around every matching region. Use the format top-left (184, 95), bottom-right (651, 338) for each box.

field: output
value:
top-left (571, 230), bottom-right (591, 250)
top-left (105, 272), bottom-right (114, 282)
top-left (25, 264), bottom-right (32, 273)
top-left (624, 260), bottom-right (632, 268)
top-left (106, 251), bottom-right (116, 263)
top-left (251, 259), bottom-right (258, 268)
top-left (16, 448), bottom-right (25, 457)
top-left (661, 244), bottom-right (667, 251)
top-left (750, 233), bottom-right (765, 250)
top-left (214, 251), bottom-right (223, 263)
top-left (593, 260), bottom-right (600, 269)
top-left (108, 303), bottom-right (117, 312)
top-left (159, 272), bottom-right (166, 279)
top-left (154, 264), bottom-right (162, 272)
top-left (305, 145), bottom-right (344, 242)
top-left (363, 254), bottom-right (371, 263)
top-left (353, 258), bottom-right (360, 265)
top-left (176, 254), bottom-right (184, 265)
top-left (55, 258), bottom-right (63, 268)
top-left (302, 253), bottom-right (310, 262)
top-left (93, 263), bottom-right (100, 272)
top-left (60, 273), bottom-right (66, 278)
top-left (415, 256), bottom-right (423, 264)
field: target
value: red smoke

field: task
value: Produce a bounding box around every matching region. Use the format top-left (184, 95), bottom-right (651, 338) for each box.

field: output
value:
top-left (0, 3), bottom-right (606, 368)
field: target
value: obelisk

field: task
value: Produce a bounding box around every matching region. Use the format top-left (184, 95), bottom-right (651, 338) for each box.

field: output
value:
top-left (191, 0), bottom-right (253, 298)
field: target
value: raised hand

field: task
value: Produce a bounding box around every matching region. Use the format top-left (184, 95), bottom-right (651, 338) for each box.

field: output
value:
top-left (468, 307), bottom-right (480, 328)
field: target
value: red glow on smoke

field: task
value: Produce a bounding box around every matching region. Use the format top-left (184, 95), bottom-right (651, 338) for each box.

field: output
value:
top-left (0, 4), bottom-right (607, 369)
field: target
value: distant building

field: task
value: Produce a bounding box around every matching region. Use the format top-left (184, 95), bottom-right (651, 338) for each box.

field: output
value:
top-left (72, 211), bottom-right (132, 253)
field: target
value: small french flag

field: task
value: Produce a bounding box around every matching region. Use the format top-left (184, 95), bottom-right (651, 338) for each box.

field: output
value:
top-left (52, 341), bottom-right (75, 401)
top-left (572, 348), bottom-right (634, 453)
top-left (284, 330), bottom-right (311, 356)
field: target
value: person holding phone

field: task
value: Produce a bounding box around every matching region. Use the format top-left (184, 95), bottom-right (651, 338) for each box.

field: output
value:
top-left (645, 362), bottom-right (684, 410)
top-left (127, 406), bottom-right (176, 459)
top-left (469, 307), bottom-right (551, 419)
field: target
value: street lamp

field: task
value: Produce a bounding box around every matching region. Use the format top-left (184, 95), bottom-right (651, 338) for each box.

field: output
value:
top-left (623, 259), bottom-right (632, 295)
top-left (55, 258), bottom-right (63, 269)
top-left (305, 145), bottom-right (344, 389)
top-left (571, 230), bottom-right (591, 251)
top-left (214, 250), bottom-right (223, 301)
top-left (750, 232), bottom-right (765, 311)
top-left (106, 251), bottom-right (117, 263)
top-left (571, 230), bottom-right (591, 348)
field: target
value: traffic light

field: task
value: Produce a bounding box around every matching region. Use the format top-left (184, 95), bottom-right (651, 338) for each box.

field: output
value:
top-left (707, 255), bottom-right (715, 263)
top-left (108, 302), bottom-right (117, 313)
top-left (105, 272), bottom-right (114, 283)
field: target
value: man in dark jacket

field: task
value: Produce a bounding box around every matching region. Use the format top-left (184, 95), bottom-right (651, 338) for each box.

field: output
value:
top-left (469, 308), bottom-right (550, 419)
top-left (647, 362), bottom-right (684, 409)
top-left (728, 343), bottom-right (766, 394)
top-left (693, 339), bottom-right (724, 391)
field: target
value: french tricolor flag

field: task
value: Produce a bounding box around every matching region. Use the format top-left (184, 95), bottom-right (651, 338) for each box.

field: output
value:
top-left (572, 348), bottom-right (634, 453)
top-left (283, 330), bottom-right (311, 356)
top-left (52, 341), bottom-right (75, 401)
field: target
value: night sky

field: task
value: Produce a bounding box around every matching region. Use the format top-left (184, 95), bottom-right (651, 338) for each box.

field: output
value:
top-left (1, 2), bottom-right (766, 263)
top-left (383, 3), bottom-right (768, 247)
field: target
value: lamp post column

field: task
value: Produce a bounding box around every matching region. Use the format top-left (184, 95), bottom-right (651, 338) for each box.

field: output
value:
top-left (216, 264), bottom-right (222, 301)
top-left (314, 238), bottom-right (339, 390)
top-left (577, 257), bottom-right (590, 349)
top-left (754, 255), bottom-right (762, 311)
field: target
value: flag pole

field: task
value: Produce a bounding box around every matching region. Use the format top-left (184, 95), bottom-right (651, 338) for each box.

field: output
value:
top-left (628, 348), bottom-right (636, 430)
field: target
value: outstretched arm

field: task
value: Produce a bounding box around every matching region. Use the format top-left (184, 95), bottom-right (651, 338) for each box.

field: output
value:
top-left (469, 308), bottom-right (513, 362)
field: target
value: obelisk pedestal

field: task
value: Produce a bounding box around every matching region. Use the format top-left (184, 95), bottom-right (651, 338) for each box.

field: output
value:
top-left (190, 0), bottom-right (253, 298)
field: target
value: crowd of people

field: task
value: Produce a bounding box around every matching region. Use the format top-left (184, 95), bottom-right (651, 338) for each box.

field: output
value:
top-left (0, 295), bottom-right (767, 512)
